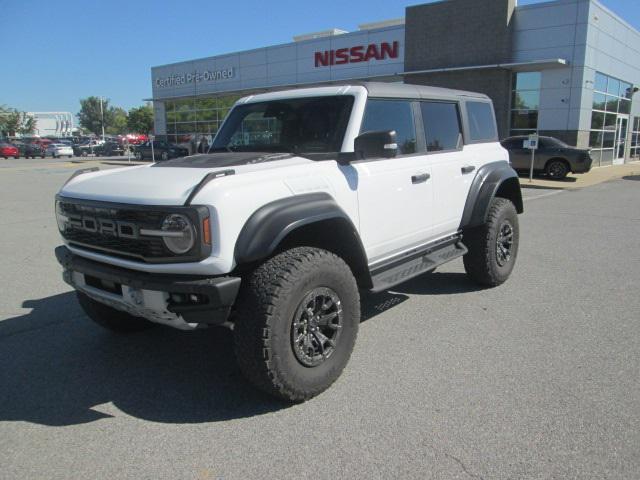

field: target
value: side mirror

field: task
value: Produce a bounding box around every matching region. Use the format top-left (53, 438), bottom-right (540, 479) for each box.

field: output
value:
top-left (354, 130), bottom-right (398, 160)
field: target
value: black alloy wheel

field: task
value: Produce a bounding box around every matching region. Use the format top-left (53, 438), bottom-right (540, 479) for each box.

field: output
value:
top-left (496, 220), bottom-right (514, 267)
top-left (291, 287), bottom-right (343, 367)
top-left (546, 160), bottom-right (569, 179)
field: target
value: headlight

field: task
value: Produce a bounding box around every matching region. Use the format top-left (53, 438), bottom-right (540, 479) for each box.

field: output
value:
top-left (160, 214), bottom-right (195, 254)
top-left (55, 200), bottom-right (69, 232)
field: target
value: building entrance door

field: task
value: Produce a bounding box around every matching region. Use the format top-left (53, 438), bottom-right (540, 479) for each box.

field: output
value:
top-left (613, 116), bottom-right (628, 165)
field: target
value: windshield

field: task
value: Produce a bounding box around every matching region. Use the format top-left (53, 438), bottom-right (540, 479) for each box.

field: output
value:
top-left (211, 95), bottom-right (354, 156)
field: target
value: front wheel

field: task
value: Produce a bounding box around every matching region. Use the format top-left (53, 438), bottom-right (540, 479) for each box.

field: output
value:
top-left (135, 151), bottom-right (143, 160)
top-left (546, 159), bottom-right (569, 179)
top-left (233, 247), bottom-right (360, 402)
top-left (463, 197), bottom-right (519, 287)
top-left (161, 151), bottom-right (169, 161)
top-left (77, 292), bottom-right (156, 333)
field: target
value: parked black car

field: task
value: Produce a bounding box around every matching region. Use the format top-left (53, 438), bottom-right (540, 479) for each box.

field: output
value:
top-left (72, 142), bottom-right (98, 157)
top-left (501, 136), bottom-right (592, 179)
top-left (133, 141), bottom-right (189, 161)
top-left (95, 141), bottom-right (125, 156)
top-left (15, 142), bottom-right (45, 158)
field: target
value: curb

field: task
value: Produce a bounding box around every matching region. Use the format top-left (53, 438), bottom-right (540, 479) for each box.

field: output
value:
top-left (518, 162), bottom-right (640, 190)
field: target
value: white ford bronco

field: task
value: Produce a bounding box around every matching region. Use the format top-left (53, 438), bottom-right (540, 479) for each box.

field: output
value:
top-left (55, 83), bottom-right (523, 401)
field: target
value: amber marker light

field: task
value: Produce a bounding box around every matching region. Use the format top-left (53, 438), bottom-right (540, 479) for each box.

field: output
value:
top-left (202, 217), bottom-right (211, 245)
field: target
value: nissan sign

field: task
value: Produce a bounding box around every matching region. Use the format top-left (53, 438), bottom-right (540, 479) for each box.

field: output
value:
top-left (314, 41), bottom-right (399, 68)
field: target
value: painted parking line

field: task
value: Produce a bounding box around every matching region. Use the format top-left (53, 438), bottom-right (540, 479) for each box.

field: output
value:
top-left (523, 190), bottom-right (564, 202)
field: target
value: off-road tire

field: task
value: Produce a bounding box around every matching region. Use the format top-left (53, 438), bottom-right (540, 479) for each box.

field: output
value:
top-left (463, 197), bottom-right (519, 287)
top-left (77, 291), bottom-right (155, 333)
top-left (233, 247), bottom-right (360, 402)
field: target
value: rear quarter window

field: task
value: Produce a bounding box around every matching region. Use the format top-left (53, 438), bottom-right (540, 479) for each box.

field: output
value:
top-left (466, 101), bottom-right (497, 142)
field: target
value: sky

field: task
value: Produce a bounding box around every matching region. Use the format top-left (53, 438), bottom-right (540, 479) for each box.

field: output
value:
top-left (0, 0), bottom-right (637, 116)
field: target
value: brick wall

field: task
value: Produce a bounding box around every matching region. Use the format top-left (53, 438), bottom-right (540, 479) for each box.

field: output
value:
top-left (405, 0), bottom-right (516, 71)
top-left (404, 0), bottom-right (517, 138)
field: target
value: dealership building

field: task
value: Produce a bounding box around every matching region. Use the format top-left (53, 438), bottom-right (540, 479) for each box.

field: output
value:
top-left (149, 0), bottom-right (640, 165)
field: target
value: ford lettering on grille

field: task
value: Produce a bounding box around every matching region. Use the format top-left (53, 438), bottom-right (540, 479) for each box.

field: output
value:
top-left (70, 216), bottom-right (139, 239)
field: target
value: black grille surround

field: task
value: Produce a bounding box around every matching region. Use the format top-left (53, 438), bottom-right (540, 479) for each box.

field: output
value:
top-left (56, 196), bottom-right (211, 264)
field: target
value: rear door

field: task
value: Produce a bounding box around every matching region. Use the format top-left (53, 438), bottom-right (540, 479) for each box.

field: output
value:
top-left (420, 100), bottom-right (478, 238)
top-left (353, 99), bottom-right (435, 264)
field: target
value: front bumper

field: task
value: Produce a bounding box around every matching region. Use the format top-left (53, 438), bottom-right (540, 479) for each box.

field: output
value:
top-left (56, 246), bottom-right (241, 330)
top-left (572, 156), bottom-right (593, 174)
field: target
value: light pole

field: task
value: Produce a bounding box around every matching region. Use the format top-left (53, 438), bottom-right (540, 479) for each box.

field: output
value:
top-left (99, 96), bottom-right (106, 141)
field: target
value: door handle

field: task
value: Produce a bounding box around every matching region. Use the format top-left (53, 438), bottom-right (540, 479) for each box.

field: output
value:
top-left (461, 165), bottom-right (476, 174)
top-left (411, 173), bottom-right (430, 184)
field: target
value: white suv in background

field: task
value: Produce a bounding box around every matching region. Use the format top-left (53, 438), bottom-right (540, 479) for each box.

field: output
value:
top-left (55, 83), bottom-right (523, 401)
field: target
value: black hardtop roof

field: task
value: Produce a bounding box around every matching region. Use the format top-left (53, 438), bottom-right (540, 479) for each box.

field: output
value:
top-left (356, 81), bottom-right (491, 102)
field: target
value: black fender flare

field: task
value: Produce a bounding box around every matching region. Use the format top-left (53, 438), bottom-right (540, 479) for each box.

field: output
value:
top-left (234, 192), bottom-right (366, 265)
top-left (459, 161), bottom-right (523, 230)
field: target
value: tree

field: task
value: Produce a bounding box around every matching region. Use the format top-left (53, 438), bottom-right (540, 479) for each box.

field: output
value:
top-left (0, 105), bottom-right (36, 137)
top-left (78, 96), bottom-right (121, 135)
top-left (127, 104), bottom-right (154, 134)
top-left (107, 107), bottom-right (128, 135)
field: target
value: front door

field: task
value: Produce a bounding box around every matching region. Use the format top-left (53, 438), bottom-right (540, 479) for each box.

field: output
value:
top-left (614, 116), bottom-right (628, 165)
top-left (353, 99), bottom-right (434, 264)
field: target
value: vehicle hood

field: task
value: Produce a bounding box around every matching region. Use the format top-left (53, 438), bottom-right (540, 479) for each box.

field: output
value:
top-left (59, 152), bottom-right (316, 206)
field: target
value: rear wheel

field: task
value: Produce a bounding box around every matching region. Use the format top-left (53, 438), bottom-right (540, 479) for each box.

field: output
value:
top-left (233, 247), bottom-right (360, 401)
top-left (546, 159), bottom-right (569, 179)
top-left (135, 151), bottom-right (143, 160)
top-left (463, 197), bottom-right (519, 287)
top-left (77, 292), bottom-right (155, 333)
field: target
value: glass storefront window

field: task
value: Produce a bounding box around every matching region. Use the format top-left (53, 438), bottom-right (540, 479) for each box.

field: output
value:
top-left (605, 96), bottom-right (618, 112)
top-left (589, 130), bottom-right (603, 149)
top-left (176, 123), bottom-right (196, 134)
top-left (510, 72), bottom-right (541, 136)
top-left (595, 72), bottom-right (608, 92)
top-left (619, 99), bottom-right (631, 115)
top-left (196, 110), bottom-right (218, 122)
top-left (512, 91), bottom-right (539, 110)
top-left (591, 111), bottom-right (605, 130)
top-left (176, 111), bottom-right (196, 122)
top-left (631, 117), bottom-right (640, 158)
top-left (511, 110), bottom-right (538, 129)
top-left (162, 94), bottom-right (241, 152)
top-left (514, 72), bottom-right (542, 91)
top-left (592, 92), bottom-right (606, 111)
top-left (606, 77), bottom-right (620, 96)
top-left (604, 113), bottom-right (617, 128)
top-left (589, 71), bottom-right (634, 166)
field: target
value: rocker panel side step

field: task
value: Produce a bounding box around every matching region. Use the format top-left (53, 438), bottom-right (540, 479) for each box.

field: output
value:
top-left (370, 241), bottom-right (468, 293)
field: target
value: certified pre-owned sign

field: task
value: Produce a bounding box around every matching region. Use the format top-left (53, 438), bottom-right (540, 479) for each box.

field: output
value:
top-left (155, 67), bottom-right (234, 88)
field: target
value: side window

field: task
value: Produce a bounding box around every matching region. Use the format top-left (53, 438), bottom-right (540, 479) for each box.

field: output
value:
top-left (361, 99), bottom-right (417, 155)
top-left (466, 101), bottom-right (497, 142)
top-left (501, 138), bottom-right (519, 149)
top-left (420, 101), bottom-right (462, 152)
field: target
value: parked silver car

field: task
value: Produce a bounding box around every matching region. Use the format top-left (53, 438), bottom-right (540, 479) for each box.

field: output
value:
top-left (46, 143), bottom-right (74, 158)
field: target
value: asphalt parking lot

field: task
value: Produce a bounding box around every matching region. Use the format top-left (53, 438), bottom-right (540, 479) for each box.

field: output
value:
top-left (1, 158), bottom-right (639, 479)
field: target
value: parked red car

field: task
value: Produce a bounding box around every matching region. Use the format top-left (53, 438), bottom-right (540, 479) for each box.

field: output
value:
top-left (0, 143), bottom-right (20, 159)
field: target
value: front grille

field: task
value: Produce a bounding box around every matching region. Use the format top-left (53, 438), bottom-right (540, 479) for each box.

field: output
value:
top-left (57, 198), bottom-right (208, 263)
